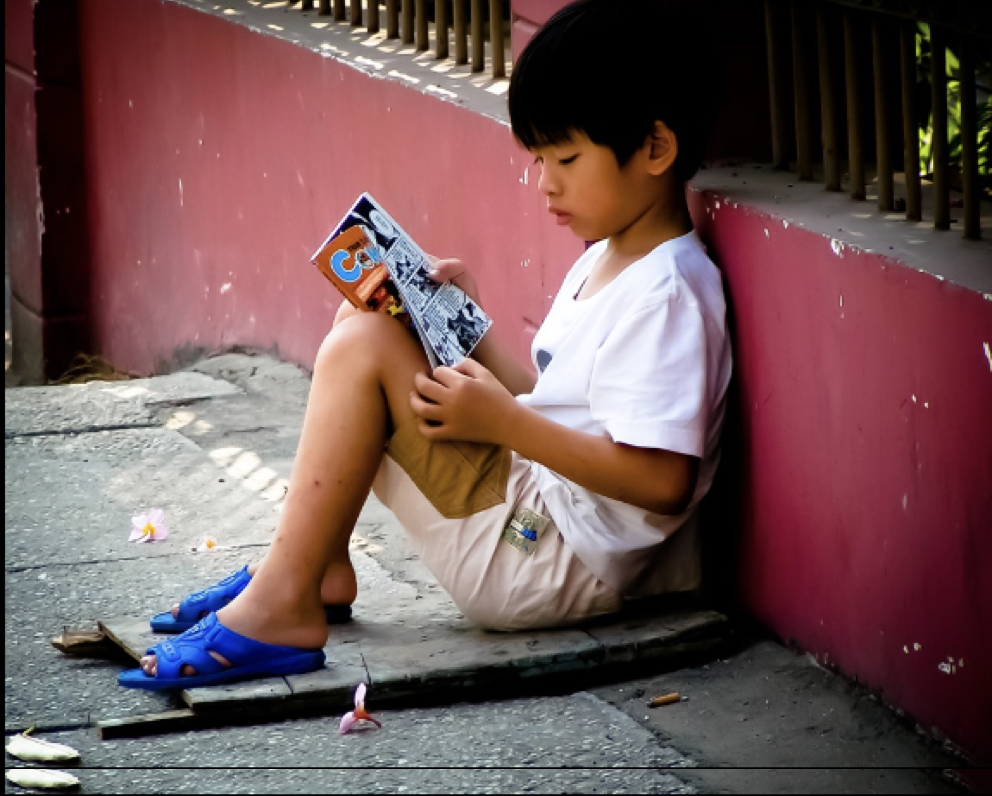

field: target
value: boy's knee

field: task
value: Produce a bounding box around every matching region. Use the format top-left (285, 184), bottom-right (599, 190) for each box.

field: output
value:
top-left (316, 313), bottom-right (416, 372)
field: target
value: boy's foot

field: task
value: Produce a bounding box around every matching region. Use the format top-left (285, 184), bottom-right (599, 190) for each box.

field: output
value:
top-left (120, 612), bottom-right (326, 690)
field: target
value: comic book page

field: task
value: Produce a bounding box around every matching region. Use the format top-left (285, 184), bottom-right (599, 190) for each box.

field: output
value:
top-left (324, 193), bottom-right (492, 368)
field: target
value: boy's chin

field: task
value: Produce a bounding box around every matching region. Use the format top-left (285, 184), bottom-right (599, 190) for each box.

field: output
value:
top-left (562, 219), bottom-right (589, 238)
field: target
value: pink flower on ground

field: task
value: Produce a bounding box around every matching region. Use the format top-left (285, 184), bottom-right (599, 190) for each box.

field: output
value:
top-left (128, 509), bottom-right (169, 543)
top-left (339, 683), bottom-right (382, 734)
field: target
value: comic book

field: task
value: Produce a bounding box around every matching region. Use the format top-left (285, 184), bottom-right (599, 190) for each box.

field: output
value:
top-left (311, 193), bottom-right (492, 369)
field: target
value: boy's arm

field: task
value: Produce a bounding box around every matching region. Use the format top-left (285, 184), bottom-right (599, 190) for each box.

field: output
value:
top-left (508, 403), bottom-right (698, 515)
top-left (412, 359), bottom-right (698, 515)
top-left (469, 327), bottom-right (537, 397)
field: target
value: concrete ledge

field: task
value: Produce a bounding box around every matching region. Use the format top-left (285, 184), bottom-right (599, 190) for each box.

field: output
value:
top-left (171, 0), bottom-right (514, 122)
top-left (99, 604), bottom-right (730, 737)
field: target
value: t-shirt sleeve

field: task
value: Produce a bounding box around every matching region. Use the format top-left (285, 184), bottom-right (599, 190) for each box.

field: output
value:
top-left (588, 294), bottom-right (708, 457)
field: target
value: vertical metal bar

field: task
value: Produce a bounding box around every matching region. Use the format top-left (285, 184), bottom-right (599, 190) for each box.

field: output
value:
top-left (930, 24), bottom-right (950, 230)
top-left (471, 0), bottom-right (484, 72)
top-left (872, 17), bottom-right (894, 210)
top-left (490, 0), bottom-right (505, 78)
top-left (817, 4), bottom-right (841, 190)
top-left (367, 0), bottom-right (379, 33)
top-left (790, 1), bottom-right (813, 180)
top-left (436, 0), bottom-right (448, 59)
top-left (386, 0), bottom-right (398, 38)
top-left (334, 0), bottom-right (346, 22)
top-left (454, 0), bottom-right (468, 64)
top-left (319, 0), bottom-right (331, 16)
top-left (416, 0), bottom-right (429, 51)
top-left (402, 0), bottom-right (414, 43)
top-left (958, 36), bottom-right (979, 239)
top-left (350, 0), bottom-right (362, 26)
top-left (900, 20), bottom-right (922, 220)
top-left (844, 9), bottom-right (865, 200)
top-left (765, 0), bottom-right (790, 169)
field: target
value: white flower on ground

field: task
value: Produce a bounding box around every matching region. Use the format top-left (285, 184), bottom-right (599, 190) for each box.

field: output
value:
top-left (129, 508), bottom-right (169, 543)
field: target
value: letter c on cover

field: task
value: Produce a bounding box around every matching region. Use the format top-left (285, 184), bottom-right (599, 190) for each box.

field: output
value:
top-left (331, 249), bottom-right (362, 283)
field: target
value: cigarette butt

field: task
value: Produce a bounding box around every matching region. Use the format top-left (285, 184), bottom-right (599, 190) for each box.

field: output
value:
top-left (647, 692), bottom-right (681, 707)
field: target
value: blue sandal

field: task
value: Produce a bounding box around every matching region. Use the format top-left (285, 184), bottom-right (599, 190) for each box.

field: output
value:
top-left (149, 566), bottom-right (352, 632)
top-left (118, 612), bottom-right (326, 691)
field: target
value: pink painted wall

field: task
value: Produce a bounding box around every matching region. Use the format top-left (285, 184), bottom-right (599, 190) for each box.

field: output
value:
top-left (691, 191), bottom-right (992, 764)
top-left (8, 0), bottom-right (990, 765)
top-left (76, 0), bottom-right (581, 374)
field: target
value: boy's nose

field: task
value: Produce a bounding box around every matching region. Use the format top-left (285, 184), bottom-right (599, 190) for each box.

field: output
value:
top-left (537, 165), bottom-right (559, 196)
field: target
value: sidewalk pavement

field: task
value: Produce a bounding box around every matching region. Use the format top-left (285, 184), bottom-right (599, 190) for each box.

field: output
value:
top-left (4, 352), bottom-right (972, 793)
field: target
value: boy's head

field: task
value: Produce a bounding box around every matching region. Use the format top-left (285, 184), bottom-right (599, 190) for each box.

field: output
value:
top-left (508, 0), bottom-right (721, 183)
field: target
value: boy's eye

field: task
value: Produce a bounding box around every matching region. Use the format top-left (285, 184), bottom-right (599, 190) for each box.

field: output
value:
top-left (558, 155), bottom-right (578, 166)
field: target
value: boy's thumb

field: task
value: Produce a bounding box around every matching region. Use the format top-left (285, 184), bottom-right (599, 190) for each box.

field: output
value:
top-left (428, 258), bottom-right (463, 282)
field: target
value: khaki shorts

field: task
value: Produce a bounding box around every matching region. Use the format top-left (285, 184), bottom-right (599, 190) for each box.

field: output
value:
top-left (372, 422), bottom-right (622, 631)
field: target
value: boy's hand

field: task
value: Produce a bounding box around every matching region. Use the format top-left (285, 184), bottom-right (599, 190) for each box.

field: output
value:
top-left (427, 257), bottom-right (482, 307)
top-left (410, 358), bottom-right (517, 445)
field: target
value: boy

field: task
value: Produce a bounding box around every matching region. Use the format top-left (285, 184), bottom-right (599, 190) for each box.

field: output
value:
top-left (119, 0), bottom-right (731, 690)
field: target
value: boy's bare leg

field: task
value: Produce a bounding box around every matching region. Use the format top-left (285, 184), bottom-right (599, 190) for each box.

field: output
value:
top-left (160, 299), bottom-right (371, 621)
top-left (141, 313), bottom-right (429, 675)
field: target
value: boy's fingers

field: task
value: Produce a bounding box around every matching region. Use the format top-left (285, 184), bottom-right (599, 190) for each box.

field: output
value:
top-left (409, 392), bottom-right (443, 419)
top-left (412, 371), bottom-right (445, 400)
top-left (453, 358), bottom-right (485, 378)
top-left (428, 366), bottom-right (464, 388)
top-left (417, 419), bottom-right (448, 440)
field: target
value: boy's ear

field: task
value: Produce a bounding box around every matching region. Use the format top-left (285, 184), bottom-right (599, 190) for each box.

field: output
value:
top-left (645, 120), bottom-right (678, 176)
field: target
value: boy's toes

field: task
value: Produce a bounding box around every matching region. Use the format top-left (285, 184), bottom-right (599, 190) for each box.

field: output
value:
top-left (139, 653), bottom-right (200, 678)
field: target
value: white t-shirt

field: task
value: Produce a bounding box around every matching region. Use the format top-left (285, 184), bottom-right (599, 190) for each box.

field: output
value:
top-left (516, 230), bottom-right (732, 598)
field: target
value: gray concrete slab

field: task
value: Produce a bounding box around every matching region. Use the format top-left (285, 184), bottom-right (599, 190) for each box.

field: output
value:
top-left (5, 427), bottom-right (278, 568)
top-left (4, 354), bottom-right (973, 794)
top-left (6, 695), bottom-right (696, 794)
top-left (5, 362), bottom-right (730, 738)
top-left (4, 372), bottom-right (241, 437)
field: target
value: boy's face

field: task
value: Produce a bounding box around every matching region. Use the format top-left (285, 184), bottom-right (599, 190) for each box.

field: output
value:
top-left (531, 132), bottom-right (656, 243)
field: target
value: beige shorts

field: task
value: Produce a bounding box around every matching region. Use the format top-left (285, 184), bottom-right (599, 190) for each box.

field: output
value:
top-left (371, 422), bottom-right (622, 631)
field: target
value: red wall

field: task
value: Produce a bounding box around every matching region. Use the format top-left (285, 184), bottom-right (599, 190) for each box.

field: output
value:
top-left (691, 192), bottom-right (992, 764)
top-left (7, 0), bottom-right (991, 765)
top-left (5, 0), bottom-right (92, 382)
top-left (76, 0), bottom-right (581, 374)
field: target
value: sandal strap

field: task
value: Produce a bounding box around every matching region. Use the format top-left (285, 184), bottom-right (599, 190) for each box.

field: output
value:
top-left (147, 619), bottom-right (229, 680)
top-left (174, 566), bottom-right (252, 623)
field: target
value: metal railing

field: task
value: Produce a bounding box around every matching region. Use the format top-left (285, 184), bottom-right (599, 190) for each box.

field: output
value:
top-left (294, 0), bottom-right (510, 78)
top-left (764, 0), bottom-right (990, 239)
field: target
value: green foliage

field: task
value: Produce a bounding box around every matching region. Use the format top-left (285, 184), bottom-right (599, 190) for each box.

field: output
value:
top-left (915, 23), bottom-right (992, 199)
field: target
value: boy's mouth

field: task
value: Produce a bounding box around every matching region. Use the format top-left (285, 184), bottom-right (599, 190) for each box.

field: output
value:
top-left (549, 209), bottom-right (572, 227)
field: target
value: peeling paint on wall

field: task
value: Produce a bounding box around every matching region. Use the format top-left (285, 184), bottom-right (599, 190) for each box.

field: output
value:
top-left (938, 656), bottom-right (962, 675)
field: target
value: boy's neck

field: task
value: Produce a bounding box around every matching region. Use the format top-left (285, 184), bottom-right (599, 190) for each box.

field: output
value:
top-left (576, 192), bottom-right (693, 301)
top-left (604, 188), bottom-right (693, 265)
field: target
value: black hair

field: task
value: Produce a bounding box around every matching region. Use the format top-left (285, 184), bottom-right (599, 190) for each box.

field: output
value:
top-left (508, 0), bottom-right (722, 182)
